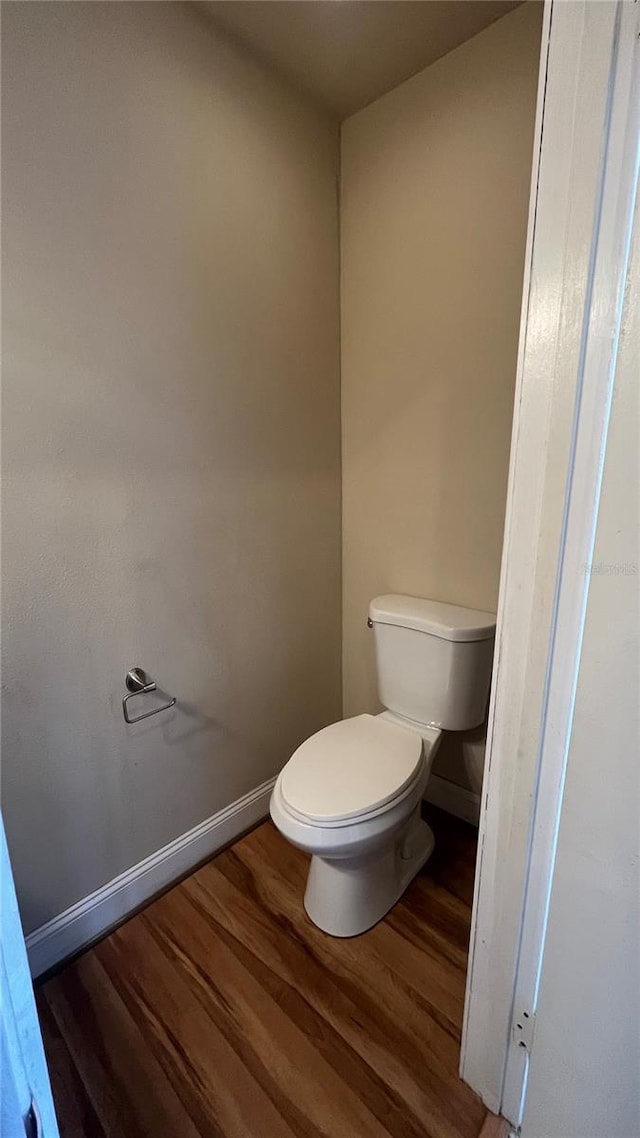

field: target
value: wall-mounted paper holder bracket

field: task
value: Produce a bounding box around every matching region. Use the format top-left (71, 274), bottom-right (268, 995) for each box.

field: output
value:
top-left (122, 667), bottom-right (176, 724)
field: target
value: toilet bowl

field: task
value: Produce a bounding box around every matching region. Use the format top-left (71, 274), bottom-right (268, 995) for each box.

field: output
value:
top-left (270, 594), bottom-right (496, 937)
top-left (270, 713), bottom-right (442, 937)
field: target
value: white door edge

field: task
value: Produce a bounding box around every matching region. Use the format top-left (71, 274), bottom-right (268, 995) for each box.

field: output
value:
top-left (460, 0), bottom-right (640, 1122)
top-left (500, 1), bottom-right (640, 1123)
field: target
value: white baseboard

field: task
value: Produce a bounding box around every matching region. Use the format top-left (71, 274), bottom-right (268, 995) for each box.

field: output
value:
top-left (424, 773), bottom-right (481, 827)
top-left (26, 777), bottom-right (276, 979)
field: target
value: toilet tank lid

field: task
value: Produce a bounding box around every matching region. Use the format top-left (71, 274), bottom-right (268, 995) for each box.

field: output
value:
top-left (369, 595), bottom-right (496, 642)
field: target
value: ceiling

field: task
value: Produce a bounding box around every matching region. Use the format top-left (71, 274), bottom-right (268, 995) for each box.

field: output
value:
top-left (199, 1), bottom-right (522, 120)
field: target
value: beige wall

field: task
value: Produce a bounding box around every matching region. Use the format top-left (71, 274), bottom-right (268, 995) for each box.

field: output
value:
top-left (1, 1), bottom-right (341, 932)
top-left (341, 3), bottom-right (542, 790)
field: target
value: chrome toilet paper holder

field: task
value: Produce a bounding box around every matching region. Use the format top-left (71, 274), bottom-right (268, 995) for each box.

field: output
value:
top-left (122, 667), bottom-right (176, 724)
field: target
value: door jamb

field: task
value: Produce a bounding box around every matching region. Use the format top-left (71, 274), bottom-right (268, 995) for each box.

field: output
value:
top-left (460, 0), bottom-right (640, 1122)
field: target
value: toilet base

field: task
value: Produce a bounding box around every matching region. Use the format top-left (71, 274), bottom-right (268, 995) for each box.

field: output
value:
top-left (304, 813), bottom-right (435, 937)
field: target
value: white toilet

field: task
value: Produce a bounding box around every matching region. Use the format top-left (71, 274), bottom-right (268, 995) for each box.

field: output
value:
top-left (270, 594), bottom-right (496, 937)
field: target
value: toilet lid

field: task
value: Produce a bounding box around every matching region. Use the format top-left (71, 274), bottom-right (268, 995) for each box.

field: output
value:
top-left (280, 714), bottom-right (423, 824)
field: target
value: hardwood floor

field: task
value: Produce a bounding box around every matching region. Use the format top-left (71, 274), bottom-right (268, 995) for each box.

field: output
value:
top-left (38, 805), bottom-right (492, 1138)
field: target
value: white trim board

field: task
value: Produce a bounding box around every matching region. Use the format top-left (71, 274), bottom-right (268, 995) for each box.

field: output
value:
top-left (26, 777), bottom-right (276, 979)
top-left (424, 775), bottom-right (480, 828)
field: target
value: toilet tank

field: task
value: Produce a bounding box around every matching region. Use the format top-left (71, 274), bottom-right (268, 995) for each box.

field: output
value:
top-left (369, 594), bottom-right (496, 731)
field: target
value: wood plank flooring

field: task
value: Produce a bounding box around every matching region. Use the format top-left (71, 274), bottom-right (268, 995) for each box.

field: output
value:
top-left (38, 805), bottom-right (492, 1138)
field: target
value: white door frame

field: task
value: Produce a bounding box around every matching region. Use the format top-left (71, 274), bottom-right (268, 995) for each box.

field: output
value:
top-left (460, 0), bottom-right (640, 1124)
top-left (1, 816), bottom-right (60, 1137)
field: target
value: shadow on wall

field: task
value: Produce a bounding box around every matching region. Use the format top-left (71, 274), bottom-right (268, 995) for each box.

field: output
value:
top-left (431, 725), bottom-right (487, 798)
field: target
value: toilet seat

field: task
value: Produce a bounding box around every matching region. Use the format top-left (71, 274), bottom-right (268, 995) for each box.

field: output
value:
top-left (280, 713), bottom-right (423, 825)
top-left (276, 762), bottom-right (426, 830)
